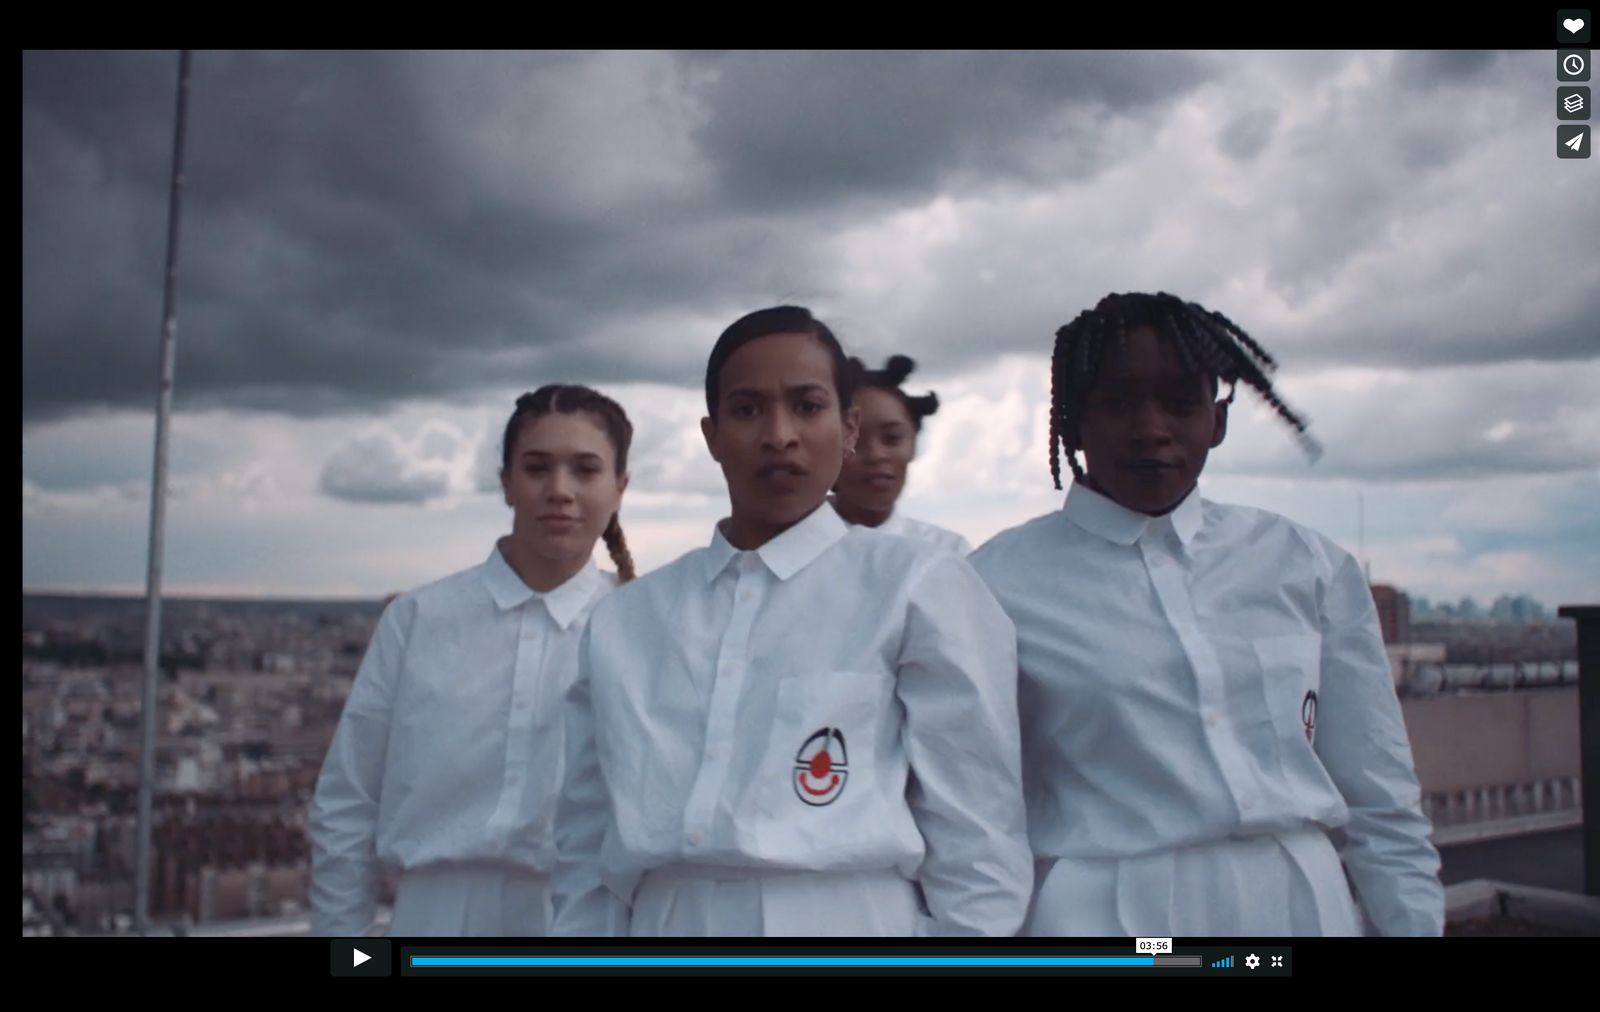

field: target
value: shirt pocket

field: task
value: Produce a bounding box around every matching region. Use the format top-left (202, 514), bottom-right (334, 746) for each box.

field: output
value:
top-left (1252, 633), bottom-right (1323, 747)
top-left (751, 669), bottom-right (894, 861)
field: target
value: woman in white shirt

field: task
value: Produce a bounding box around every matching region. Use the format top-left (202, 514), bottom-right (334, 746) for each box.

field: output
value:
top-left (829, 354), bottom-right (972, 555)
top-left (310, 384), bottom-right (635, 937)
top-left (970, 291), bottom-right (1444, 937)
top-left (552, 306), bottom-right (1031, 937)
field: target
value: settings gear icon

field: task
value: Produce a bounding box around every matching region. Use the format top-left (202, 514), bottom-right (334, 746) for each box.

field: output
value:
top-left (1245, 954), bottom-right (1261, 969)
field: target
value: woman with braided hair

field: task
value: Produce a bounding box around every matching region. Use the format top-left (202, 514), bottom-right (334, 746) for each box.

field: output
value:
top-left (830, 354), bottom-right (972, 555)
top-left (310, 384), bottom-right (635, 936)
top-left (971, 292), bottom-right (1443, 937)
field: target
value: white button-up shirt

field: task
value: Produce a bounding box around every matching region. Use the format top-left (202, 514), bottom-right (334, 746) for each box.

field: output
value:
top-left (310, 546), bottom-right (614, 937)
top-left (970, 483), bottom-right (1444, 936)
top-left (828, 495), bottom-right (973, 555)
top-left (881, 511), bottom-right (974, 556)
top-left (553, 503), bottom-right (1031, 936)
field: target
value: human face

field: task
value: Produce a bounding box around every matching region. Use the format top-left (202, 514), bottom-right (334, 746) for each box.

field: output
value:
top-left (1076, 324), bottom-right (1227, 516)
top-left (700, 331), bottom-right (860, 549)
top-left (832, 386), bottom-right (916, 524)
top-left (501, 411), bottom-right (628, 568)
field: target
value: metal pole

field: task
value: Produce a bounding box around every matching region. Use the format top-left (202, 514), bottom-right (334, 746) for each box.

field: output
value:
top-left (134, 49), bottom-right (192, 935)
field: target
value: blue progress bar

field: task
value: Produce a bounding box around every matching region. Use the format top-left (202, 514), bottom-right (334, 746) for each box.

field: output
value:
top-left (411, 956), bottom-right (1159, 968)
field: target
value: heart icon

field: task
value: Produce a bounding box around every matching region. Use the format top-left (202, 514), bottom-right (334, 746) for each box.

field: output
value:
top-left (1566, 18), bottom-right (1586, 33)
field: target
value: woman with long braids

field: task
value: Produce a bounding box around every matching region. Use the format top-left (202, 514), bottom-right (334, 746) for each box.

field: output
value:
top-left (971, 292), bottom-right (1443, 937)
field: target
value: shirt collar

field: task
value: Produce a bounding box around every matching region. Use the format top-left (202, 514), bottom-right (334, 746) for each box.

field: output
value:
top-left (878, 511), bottom-right (908, 536)
top-left (1062, 481), bottom-right (1204, 548)
top-left (483, 541), bottom-right (604, 629)
top-left (827, 493), bottom-right (905, 536)
top-left (1170, 485), bottom-right (1204, 546)
top-left (704, 502), bottom-right (849, 583)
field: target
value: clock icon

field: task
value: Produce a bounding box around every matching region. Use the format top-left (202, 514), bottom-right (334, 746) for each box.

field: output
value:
top-left (1561, 50), bottom-right (1591, 80)
top-left (1567, 53), bottom-right (1587, 75)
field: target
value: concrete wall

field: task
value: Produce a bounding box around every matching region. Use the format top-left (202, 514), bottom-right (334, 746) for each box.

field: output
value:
top-left (1402, 687), bottom-right (1580, 793)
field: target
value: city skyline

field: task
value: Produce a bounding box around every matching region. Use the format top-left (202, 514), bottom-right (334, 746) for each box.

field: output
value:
top-left (23, 583), bottom-right (1585, 934)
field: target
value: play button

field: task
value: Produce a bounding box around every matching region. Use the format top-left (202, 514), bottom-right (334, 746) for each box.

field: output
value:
top-left (331, 938), bottom-right (391, 976)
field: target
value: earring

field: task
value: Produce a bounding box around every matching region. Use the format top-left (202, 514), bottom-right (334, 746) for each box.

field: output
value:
top-left (845, 446), bottom-right (857, 458)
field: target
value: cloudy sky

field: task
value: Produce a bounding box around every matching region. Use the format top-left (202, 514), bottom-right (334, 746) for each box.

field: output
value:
top-left (22, 50), bottom-right (1599, 606)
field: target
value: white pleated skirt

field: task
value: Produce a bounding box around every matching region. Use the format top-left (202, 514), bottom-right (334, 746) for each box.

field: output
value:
top-left (1025, 829), bottom-right (1363, 937)
top-left (629, 865), bottom-right (926, 937)
top-left (389, 863), bottom-right (553, 936)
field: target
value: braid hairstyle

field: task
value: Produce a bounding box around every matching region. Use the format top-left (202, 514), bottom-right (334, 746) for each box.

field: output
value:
top-left (1048, 291), bottom-right (1321, 490)
top-left (600, 514), bottom-right (637, 584)
top-left (501, 384), bottom-right (637, 582)
top-left (849, 354), bottom-right (941, 433)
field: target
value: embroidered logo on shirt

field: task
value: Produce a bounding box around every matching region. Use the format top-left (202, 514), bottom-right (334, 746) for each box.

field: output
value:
top-left (1302, 690), bottom-right (1318, 743)
top-left (793, 728), bottom-right (848, 806)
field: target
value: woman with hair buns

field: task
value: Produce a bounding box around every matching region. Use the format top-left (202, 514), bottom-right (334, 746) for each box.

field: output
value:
top-left (830, 354), bottom-right (972, 555)
top-left (310, 384), bottom-right (637, 937)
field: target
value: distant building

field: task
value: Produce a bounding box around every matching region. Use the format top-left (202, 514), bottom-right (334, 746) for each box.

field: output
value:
top-left (1386, 642), bottom-right (1448, 689)
top-left (1370, 584), bottom-right (1411, 645)
top-left (1490, 594), bottom-right (1549, 623)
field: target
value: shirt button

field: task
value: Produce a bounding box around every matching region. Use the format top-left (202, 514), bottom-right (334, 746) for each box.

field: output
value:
top-left (707, 746), bottom-right (721, 761)
top-left (1203, 709), bottom-right (1220, 727)
top-left (688, 832), bottom-right (704, 847)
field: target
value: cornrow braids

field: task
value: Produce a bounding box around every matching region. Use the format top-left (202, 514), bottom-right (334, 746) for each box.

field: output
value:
top-left (1048, 308), bottom-right (1104, 485)
top-left (1185, 303), bottom-right (1319, 456)
top-left (501, 384), bottom-right (634, 476)
top-left (1048, 328), bottom-right (1065, 491)
top-left (501, 383), bottom-right (638, 581)
top-left (850, 354), bottom-right (942, 433)
top-left (1169, 309), bottom-right (1235, 400)
top-left (1046, 292), bottom-right (1322, 490)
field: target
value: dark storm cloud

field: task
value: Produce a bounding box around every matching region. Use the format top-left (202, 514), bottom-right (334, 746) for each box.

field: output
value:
top-left (1217, 108), bottom-right (1279, 162)
top-left (829, 51), bottom-right (1599, 381)
top-left (686, 50), bottom-right (1216, 207)
top-left (27, 51), bottom-right (698, 422)
top-left (23, 49), bottom-right (1597, 433)
top-left (1390, 50), bottom-right (1504, 88)
top-left (23, 50), bottom-right (1217, 426)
